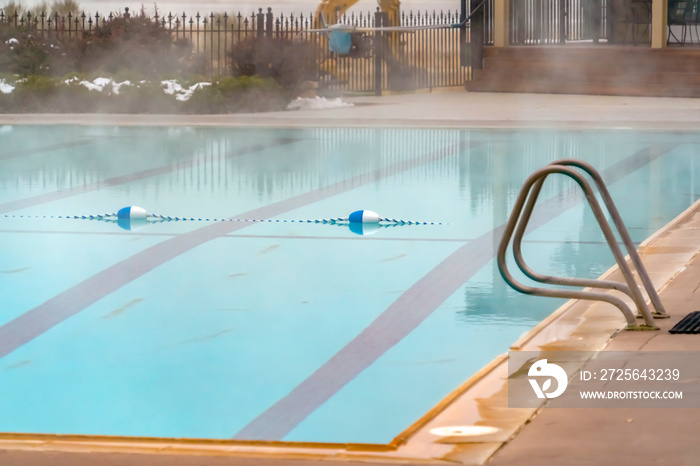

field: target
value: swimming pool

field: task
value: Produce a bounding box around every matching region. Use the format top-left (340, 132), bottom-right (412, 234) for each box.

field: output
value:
top-left (0, 125), bottom-right (697, 444)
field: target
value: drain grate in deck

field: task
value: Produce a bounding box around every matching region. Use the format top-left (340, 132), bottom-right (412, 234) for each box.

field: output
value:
top-left (669, 311), bottom-right (700, 334)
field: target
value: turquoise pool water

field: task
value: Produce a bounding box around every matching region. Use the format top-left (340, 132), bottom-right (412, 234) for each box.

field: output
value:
top-left (0, 125), bottom-right (697, 444)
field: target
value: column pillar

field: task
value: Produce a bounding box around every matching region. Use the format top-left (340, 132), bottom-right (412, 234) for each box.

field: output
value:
top-left (651, 0), bottom-right (668, 48)
top-left (493, 0), bottom-right (509, 47)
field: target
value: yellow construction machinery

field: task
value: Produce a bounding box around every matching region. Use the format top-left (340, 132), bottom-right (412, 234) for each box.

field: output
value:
top-left (314, 0), bottom-right (401, 85)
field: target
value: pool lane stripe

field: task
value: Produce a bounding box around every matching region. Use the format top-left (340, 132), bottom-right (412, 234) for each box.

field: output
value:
top-left (0, 140), bottom-right (482, 360)
top-left (0, 138), bottom-right (97, 160)
top-left (0, 229), bottom-right (641, 246)
top-left (233, 143), bottom-right (676, 441)
top-left (0, 138), bottom-right (300, 214)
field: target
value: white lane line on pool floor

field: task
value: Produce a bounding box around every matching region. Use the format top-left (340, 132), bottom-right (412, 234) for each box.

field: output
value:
top-left (233, 143), bottom-right (677, 441)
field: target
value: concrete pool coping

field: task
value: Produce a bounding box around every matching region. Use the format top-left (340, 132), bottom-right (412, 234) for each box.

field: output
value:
top-left (4, 91), bottom-right (700, 130)
top-left (1, 91), bottom-right (700, 464)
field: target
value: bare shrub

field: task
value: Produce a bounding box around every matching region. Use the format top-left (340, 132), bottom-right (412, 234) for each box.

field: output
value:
top-left (230, 37), bottom-right (319, 93)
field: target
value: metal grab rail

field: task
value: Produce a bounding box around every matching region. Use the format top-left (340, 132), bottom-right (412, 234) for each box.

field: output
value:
top-left (497, 161), bottom-right (664, 330)
top-left (549, 159), bottom-right (667, 316)
top-left (512, 160), bottom-right (668, 320)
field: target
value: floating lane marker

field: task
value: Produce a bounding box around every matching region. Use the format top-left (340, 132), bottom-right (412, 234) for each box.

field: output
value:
top-left (1, 206), bottom-right (444, 234)
top-left (117, 206), bottom-right (148, 220)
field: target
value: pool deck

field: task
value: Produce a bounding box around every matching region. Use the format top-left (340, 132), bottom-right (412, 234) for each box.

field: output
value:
top-left (490, 208), bottom-right (700, 466)
top-left (2, 91), bottom-right (700, 465)
top-left (4, 90), bottom-right (700, 130)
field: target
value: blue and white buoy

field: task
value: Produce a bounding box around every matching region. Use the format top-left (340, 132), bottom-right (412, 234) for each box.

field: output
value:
top-left (117, 206), bottom-right (149, 220)
top-left (348, 210), bottom-right (380, 224)
top-left (348, 210), bottom-right (380, 235)
top-left (116, 206), bottom-right (149, 231)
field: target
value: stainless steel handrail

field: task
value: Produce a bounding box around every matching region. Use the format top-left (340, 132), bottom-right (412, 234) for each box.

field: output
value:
top-left (497, 162), bottom-right (661, 330)
top-left (511, 172), bottom-right (644, 307)
top-left (550, 159), bottom-right (667, 318)
top-left (511, 160), bottom-right (667, 320)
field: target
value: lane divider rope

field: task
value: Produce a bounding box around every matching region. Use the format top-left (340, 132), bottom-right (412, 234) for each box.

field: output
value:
top-left (1, 213), bottom-right (443, 226)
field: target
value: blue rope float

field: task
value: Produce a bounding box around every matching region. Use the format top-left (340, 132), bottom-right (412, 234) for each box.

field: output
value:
top-left (2, 207), bottom-right (443, 234)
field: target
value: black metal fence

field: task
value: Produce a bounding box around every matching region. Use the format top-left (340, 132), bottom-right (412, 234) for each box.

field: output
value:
top-left (0, 1), bottom-right (642, 95)
top-left (0, 7), bottom-right (472, 94)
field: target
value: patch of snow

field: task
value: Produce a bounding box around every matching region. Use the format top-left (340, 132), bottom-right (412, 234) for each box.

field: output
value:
top-left (286, 96), bottom-right (354, 111)
top-left (161, 79), bottom-right (182, 95)
top-left (75, 77), bottom-right (132, 94)
top-left (79, 78), bottom-right (111, 92)
top-left (176, 82), bottom-right (211, 101)
top-left (113, 80), bottom-right (132, 95)
top-left (161, 80), bottom-right (211, 101)
top-left (93, 77), bottom-right (112, 88)
top-left (78, 80), bottom-right (102, 92)
top-left (5, 38), bottom-right (18, 45)
top-left (0, 79), bottom-right (15, 94)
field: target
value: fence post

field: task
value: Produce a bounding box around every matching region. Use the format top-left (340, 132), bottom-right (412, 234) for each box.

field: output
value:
top-left (558, 0), bottom-right (566, 43)
top-left (470, 0), bottom-right (484, 69)
top-left (534, 0), bottom-right (542, 43)
top-left (266, 7), bottom-right (273, 37)
top-left (460, 0), bottom-right (468, 66)
top-left (592, 0), bottom-right (601, 43)
top-left (374, 8), bottom-right (384, 96)
top-left (605, 0), bottom-right (614, 42)
top-left (513, 0), bottom-right (523, 44)
top-left (256, 8), bottom-right (264, 36)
